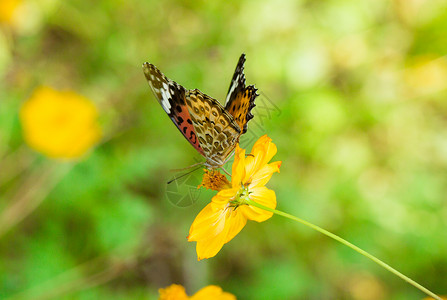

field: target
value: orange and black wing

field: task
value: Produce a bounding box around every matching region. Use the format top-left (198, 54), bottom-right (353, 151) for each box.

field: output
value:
top-left (224, 54), bottom-right (258, 134)
top-left (143, 62), bottom-right (205, 156)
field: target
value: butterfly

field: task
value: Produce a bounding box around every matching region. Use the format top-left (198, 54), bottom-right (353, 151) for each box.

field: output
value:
top-left (142, 54), bottom-right (258, 170)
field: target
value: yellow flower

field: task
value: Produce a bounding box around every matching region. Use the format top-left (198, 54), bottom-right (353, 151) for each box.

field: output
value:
top-left (20, 86), bottom-right (101, 159)
top-left (190, 285), bottom-right (236, 300)
top-left (159, 284), bottom-right (188, 300)
top-left (188, 135), bottom-right (281, 260)
top-left (404, 56), bottom-right (447, 96)
top-left (0, 0), bottom-right (21, 24)
top-left (159, 284), bottom-right (235, 300)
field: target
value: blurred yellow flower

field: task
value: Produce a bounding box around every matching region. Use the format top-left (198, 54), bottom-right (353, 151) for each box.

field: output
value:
top-left (159, 284), bottom-right (188, 300)
top-left (188, 135), bottom-right (281, 260)
top-left (404, 56), bottom-right (447, 96)
top-left (190, 285), bottom-right (236, 300)
top-left (0, 0), bottom-right (21, 24)
top-left (159, 284), bottom-right (235, 300)
top-left (20, 86), bottom-right (101, 159)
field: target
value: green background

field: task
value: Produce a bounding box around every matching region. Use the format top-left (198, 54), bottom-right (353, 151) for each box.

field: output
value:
top-left (1, 0), bottom-right (447, 299)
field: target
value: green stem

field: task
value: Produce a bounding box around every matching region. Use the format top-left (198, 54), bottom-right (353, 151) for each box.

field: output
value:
top-left (245, 199), bottom-right (441, 300)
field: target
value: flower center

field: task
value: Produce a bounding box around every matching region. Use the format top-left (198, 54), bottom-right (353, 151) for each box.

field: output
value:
top-left (230, 185), bottom-right (251, 208)
top-left (198, 170), bottom-right (230, 191)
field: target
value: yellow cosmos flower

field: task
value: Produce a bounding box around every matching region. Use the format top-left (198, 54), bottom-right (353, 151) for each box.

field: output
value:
top-left (188, 135), bottom-right (281, 260)
top-left (0, 0), bottom-right (21, 24)
top-left (20, 86), bottom-right (101, 159)
top-left (159, 284), bottom-right (235, 300)
top-left (159, 284), bottom-right (188, 300)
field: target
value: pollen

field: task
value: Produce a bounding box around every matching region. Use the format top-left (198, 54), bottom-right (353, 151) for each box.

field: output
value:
top-left (198, 169), bottom-right (231, 191)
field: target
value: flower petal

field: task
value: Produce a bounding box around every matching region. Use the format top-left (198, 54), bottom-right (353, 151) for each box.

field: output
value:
top-left (241, 186), bottom-right (276, 222)
top-left (158, 284), bottom-right (189, 300)
top-left (231, 144), bottom-right (245, 189)
top-left (188, 202), bottom-right (247, 260)
top-left (249, 161), bottom-right (281, 188)
top-left (244, 135), bottom-right (277, 182)
top-left (211, 187), bottom-right (239, 206)
top-left (223, 207), bottom-right (247, 244)
top-left (191, 285), bottom-right (236, 300)
top-left (195, 233), bottom-right (227, 260)
top-left (188, 203), bottom-right (225, 242)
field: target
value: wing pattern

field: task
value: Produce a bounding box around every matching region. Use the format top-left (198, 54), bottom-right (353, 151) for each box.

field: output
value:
top-left (143, 54), bottom-right (257, 169)
top-left (224, 54), bottom-right (258, 134)
top-left (143, 62), bottom-right (204, 156)
top-left (185, 89), bottom-right (240, 167)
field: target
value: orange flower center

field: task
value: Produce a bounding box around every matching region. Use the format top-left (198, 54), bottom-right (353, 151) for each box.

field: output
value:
top-left (198, 169), bottom-right (231, 191)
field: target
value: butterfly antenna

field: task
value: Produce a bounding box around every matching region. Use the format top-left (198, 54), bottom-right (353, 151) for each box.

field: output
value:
top-left (167, 166), bottom-right (202, 184)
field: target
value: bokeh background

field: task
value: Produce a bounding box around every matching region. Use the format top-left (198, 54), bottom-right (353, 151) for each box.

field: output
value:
top-left (1, 0), bottom-right (447, 299)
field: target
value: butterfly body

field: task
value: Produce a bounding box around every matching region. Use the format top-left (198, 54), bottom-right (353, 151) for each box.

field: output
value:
top-left (143, 54), bottom-right (257, 169)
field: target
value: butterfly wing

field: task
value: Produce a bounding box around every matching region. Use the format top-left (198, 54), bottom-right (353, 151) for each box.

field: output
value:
top-left (142, 62), bottom-right (205, 156)
top-left (185, 89), bottom-right (241, 167)
top-left (224, 54), bottom-right (258, 134)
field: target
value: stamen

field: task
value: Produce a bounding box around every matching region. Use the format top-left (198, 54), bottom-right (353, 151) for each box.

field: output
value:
top-left (198, 169), bottom-right (231, 191)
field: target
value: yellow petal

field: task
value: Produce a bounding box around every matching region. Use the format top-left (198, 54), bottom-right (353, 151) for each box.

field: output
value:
top-left (189, 206), bottom-right (229, 260)
top-left (223, 207), bottom-right (248, 244)
top-left (191, 285), bottom-right (236, 300)
top-left (188, 203), bottom-right (225, 242)
top-left (188, 203), bottom-right (247, 260)
top-left (0, 0), bottom-right (21, 24)
top-left (158, 284), bottom-right (189, 300)
top-left (195, 233), bottom-right (227, 260)
top-left (231, 144), bottom-right (245, 189)
top-left (244, 135), bottom-right (277, 182)
top-left (211, 188), bottom-right (239, 209)
top-left (249, 161), bottom-right (281, 189)
top-left (241, 186), bottom-right (276, 222)
top-left (211, 187), bottom-right (239, 206)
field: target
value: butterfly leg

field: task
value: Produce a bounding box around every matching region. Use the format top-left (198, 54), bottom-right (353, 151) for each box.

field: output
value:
top-left (170, 161), bottom-right (205, 172)
top-left (222, 150), bottom-right (236, 165)
top-left (167, 165), bottom-right (203, 184)
top-left (218, 151), bottom-right (235, 177)
top-left (220, 166), bottom-right (231, 177)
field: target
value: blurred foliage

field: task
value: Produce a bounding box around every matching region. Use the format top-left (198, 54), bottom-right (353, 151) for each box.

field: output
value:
top-left (1, 0), bottom-right (447, 299)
